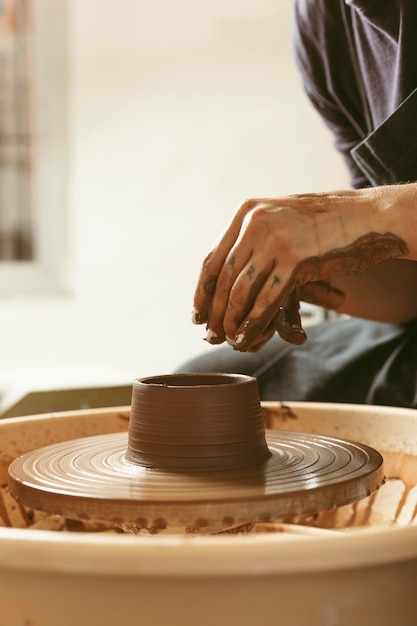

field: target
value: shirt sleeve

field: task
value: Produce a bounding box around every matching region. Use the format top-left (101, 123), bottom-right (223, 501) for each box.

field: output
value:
top-left (291, 0), bottom-right (369, 188)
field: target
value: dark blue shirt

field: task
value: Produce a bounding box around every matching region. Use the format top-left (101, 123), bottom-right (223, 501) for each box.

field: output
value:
top-left (292, 1), bottom-right (417, 187)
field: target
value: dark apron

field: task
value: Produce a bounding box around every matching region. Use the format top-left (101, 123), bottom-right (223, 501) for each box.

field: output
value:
top-left (340, 0), bottom-right (417, 187)
top-left (351, 87), bottom-right (417, 186)
top-left (175, 7), bottom-right (417, 408)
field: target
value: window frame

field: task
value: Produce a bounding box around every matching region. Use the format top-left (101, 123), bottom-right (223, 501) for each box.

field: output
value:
top-left (0, 0), bottom-right (70, 298)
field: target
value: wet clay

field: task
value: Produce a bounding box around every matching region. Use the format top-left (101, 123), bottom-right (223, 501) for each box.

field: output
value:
top-left (8, 373), bottom-right (385, 529)
top-left (8, 427), bottom-right (385, 528)
top-left (127, 373), bottom-right (270, 470)
top-left (294, 232), bottom-right (407, 285)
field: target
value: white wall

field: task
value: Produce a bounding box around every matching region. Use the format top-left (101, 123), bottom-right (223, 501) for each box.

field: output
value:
top-left (0, 0), bottom-right (349, 392)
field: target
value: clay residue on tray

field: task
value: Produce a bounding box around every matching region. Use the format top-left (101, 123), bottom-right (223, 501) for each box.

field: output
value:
top-left (262, 404), bottom-right (298, 429)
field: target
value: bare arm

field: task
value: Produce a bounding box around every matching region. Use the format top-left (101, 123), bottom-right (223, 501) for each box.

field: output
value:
top-left (330, 258), bottom-right (417, 323)
top-left (192, 183), bottom-right (417, 352)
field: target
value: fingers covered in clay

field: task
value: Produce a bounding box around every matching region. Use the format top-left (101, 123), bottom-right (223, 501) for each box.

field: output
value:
top-left (192, 189), bottom-right (409, 352)
top-left (232, 232), bottom-right (408, 351)
top-left (192, 200), bottom-right (260, 328)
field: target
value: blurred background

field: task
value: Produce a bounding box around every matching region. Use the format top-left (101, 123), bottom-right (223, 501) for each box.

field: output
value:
top-left (0, 0), bottom-right (348, 416)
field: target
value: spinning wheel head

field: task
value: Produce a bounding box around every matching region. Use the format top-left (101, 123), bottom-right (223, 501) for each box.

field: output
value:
top-left (8, 374), bottom-right (384, 532)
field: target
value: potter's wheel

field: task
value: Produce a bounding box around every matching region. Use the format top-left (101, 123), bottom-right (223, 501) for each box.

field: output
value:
top-left (3, 401), bottom-right (417, 626)
top-left (7, 374), bottom-right (384, 531)
top-left (8, 430), bottom-right (384, 530)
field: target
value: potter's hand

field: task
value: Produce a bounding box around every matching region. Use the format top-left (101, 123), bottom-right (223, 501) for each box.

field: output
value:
top-left (192, 190), bottom-right (408, 352)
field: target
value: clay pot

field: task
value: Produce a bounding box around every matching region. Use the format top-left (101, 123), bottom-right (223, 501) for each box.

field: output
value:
top-left (126, 373), bottom-right (270, 469)
top-left (7, 375), bottom-right (382, 530)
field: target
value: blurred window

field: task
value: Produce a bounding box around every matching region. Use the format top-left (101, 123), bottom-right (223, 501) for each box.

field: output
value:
top-left (0, 0), bottom-right (69, 297)
top-left (0, 0), bottom-right (34, 261)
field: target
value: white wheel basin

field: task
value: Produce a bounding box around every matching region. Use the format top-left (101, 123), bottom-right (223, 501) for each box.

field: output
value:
top-left (1, 402), bottom-right (417, 626)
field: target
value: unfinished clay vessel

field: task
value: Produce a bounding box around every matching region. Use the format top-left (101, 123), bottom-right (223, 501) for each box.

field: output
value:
top-left (8, 373), bottom-right (383, 531)
top-left (126, 373), bottom-right (271, 469)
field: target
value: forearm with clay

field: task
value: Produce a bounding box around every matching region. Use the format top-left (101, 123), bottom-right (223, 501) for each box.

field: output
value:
top-left (326, 184), bottom-right (417, 324)
top-left (193, 183), bottom-right (417, 351)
